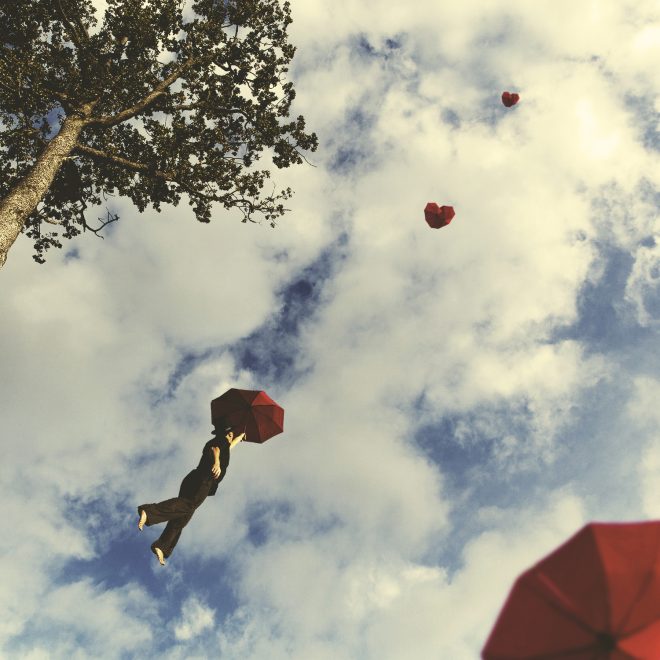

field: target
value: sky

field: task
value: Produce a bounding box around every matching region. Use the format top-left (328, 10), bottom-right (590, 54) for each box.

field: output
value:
top-left (1, 0), bottom-right (660, 658)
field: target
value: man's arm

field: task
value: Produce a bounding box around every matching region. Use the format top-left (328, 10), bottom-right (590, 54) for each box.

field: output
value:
top-left (229, 432), bottom-right (246, 448)
top-left (211, 446), bottom-right (221, 478)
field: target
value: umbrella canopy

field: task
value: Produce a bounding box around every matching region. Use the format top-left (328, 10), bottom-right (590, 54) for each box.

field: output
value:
top-left (482, 521), bottom-right (660, 659)
top-left (211, 388), bottom-right (284, 443)
top-left (424, 202), bottom-right (455, 229)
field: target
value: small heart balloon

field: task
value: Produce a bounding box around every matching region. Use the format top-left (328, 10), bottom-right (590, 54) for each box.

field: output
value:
top-left (424, 202), bottom-right (455, 229)
top-left (501, 91), bottom-right (520, 107)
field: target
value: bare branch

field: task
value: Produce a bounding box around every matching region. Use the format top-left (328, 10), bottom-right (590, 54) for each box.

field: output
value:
top-left (295, 147), bottom-right (317, 168)
top-left (83, 209), bottom-right (118, 237)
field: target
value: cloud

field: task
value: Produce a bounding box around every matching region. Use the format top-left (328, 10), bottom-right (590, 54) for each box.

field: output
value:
top-left (173, 596), bottom-right (216, 641)
top-left (206, 489), bottom-right (586, 660)
top-left (625, 240), bottom-right (660, 327)
top-left (5, 579), bottom-right (154, 658)
top-left (628, 377), bottom-right (660, 517)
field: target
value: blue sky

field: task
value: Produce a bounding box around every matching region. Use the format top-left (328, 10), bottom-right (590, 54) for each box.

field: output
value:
top-left (1, 1), bottom-right (660, 658)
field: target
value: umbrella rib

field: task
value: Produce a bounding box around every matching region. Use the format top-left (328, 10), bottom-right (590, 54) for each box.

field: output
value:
top-left (524, 574), bottom-right (602, 638)
top-left (611, 530), bottom-right (660, 637)
top-left (253, 407), bottom-right (283, 425)
top-left (591, 529), bottom-right (614, 640)
top-left (612, 568), bottom-right (656, 639)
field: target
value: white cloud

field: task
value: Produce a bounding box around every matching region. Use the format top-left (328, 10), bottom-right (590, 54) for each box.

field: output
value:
top-left (207, 490), bottom-right (586, 660)
top-left (629, 377), bottom-right (660, 517)
top-left (639, 440), bottom-right (660, 517)
top-left (0, 476), bottom-right (94, 645)
top-left (4, 580), bottom-right (154, 658)
top-left (625, 241), bottom-right (660, 327)
top-left (173, 596), bottom-right (216, 641)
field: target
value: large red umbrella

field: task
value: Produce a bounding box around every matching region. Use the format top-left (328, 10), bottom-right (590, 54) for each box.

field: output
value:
top-left (210, 388), bottom-right (284, 443)
top-left (482, 521), bottom-right (660, 659)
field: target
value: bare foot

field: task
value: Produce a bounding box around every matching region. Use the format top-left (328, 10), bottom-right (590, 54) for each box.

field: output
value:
top-left (154, 547), bottom-right (165, 566)
top-left (138, 509), bottom-right (147, 531)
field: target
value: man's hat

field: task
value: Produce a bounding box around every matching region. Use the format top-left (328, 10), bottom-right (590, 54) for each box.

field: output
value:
top-left (214, 418), bottom-right (233, 434)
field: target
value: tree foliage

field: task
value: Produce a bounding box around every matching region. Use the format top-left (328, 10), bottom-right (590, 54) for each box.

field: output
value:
top-left (0, 0), bottom-right (317, 263)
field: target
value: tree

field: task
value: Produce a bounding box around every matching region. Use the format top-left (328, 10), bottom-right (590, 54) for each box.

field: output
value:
top-left (0, 0), bottom-right (318, 267)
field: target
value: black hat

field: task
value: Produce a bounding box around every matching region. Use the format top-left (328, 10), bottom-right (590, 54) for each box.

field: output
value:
top-left (213, 420), bottom-right (233, 435)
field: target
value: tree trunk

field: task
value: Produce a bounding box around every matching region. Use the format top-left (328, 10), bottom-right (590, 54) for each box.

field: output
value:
top-left (0, 102), bottom-right (95, 269)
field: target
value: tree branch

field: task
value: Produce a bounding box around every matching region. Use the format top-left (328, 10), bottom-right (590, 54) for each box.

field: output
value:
top-left (71, 10), bottom-right (91, 45)
top-left (83, 209), bottom-right (118, 237)
top-left (72, 148), bottom-right (286, 225)
top-left (74, 143), bottom-right (177, 179)
top-left (86, 58), bottom-right (197, 127)
top-left (178, 179), bottom-right (289, 225)
top-left (294, 147), bottom-right (318, 168)
top-left (0, 74), bottom-right (15, 95)
top-left (54, 0), bottom-right (89, 49)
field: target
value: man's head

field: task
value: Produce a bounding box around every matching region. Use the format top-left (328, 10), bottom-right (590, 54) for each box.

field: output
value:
top-left (214, 421), bottom-right (234, 442)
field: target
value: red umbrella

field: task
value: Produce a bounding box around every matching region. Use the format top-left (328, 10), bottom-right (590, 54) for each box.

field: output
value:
top-left (482, 521), bottom-right (660, 659)
top-left (210, 388), bottom-right (284, 443)
top-left (424, 202), bottom-right (455, 229)
top-left (501, 91), bottom-right (520, 107)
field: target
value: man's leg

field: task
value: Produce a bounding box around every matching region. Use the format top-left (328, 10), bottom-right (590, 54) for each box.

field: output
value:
top-left (137, 471), bottom-right (201, 526)
top-left (151, 511), bottom-right (194, 560)
top-left (137, 497), bottom-right (193, 526)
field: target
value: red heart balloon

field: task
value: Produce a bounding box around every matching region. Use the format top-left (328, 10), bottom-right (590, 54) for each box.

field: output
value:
top-left (424, 202), bottom-right (455, 229)
top-left (501, 91), bottom-right (520, 107)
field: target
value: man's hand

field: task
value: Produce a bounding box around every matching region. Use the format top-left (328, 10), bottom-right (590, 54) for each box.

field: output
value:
top-left (211, 463), bottom-right (221, 479)
top-left (229, 432), bottom-right (247, 448)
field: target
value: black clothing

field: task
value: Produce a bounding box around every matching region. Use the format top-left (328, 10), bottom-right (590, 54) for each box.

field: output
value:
top-left (138, 469), bottom-right (214, 558)
top-left (198, 436), bottom-right (230, 496)
top-left (137, 437), bottom-right (230, 558)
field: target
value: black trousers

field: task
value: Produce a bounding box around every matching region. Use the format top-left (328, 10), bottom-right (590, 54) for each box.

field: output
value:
top-left (138, 469), bottom-right (215, 558)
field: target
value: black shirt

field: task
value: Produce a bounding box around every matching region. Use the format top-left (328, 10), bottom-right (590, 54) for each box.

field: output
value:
top-left (198, 437), bottom-right (230, 496)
